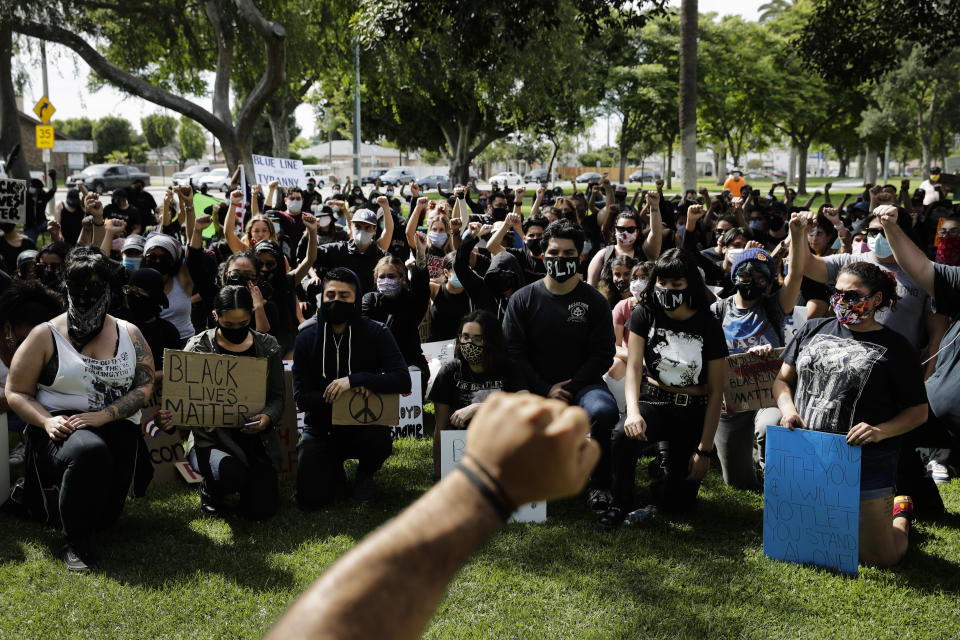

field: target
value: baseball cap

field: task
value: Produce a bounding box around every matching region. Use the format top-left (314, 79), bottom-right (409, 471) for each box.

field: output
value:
top-left (122, 234), bottom-right (146, 255)
top-left (16, 250), bottom-right (38, 268)
top-left (352, 208), bottom-right (378, 226)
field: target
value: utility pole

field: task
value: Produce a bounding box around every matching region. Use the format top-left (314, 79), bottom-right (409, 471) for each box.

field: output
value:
top-left (883, 136), bottom-right (890, 183)
top-left (352, 37), bottom-right (361, 180)
top-left (41, 42), bottom-right (54, 216)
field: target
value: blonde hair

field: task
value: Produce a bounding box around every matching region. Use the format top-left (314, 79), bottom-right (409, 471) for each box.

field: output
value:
top-left (243, 214), bottom-right (278, 246)
top-left (425, 213), bottom-right (455, 253)
top-left (373, 254), bottom-right (409, 288)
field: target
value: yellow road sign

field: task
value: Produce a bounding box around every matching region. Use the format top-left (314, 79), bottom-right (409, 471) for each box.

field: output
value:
top-left (33, 96), bottom-right (55, 124)
top-left (36, 125), bottom-right (55, 149)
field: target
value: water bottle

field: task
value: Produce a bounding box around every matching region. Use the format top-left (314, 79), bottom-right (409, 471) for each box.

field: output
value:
top-left (624, 504), bottom-right (658, 525)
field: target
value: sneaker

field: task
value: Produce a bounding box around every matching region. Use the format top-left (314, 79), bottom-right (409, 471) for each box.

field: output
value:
top-left (624, 504), bottom-right (658, 526)
top-left (199, 482), bottom-right (222, 516)
top-left (353, 473), bottom-right (377, 502)
top-left (8, 441), bottom-right (25, 465)
top-left (63, 545), bottom-right (91, 572)
top-left (596, 507), bottom-right (626, 532)
top-left (586, 489), bottom-right (612, 513)
top-left (927, 461), bottom-right (950, 485)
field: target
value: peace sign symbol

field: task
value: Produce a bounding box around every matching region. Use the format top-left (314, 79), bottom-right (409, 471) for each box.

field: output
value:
top-left (349, 390), bottom-right (384, 424)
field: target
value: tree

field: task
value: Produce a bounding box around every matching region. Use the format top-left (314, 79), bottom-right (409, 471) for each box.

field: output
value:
top-left (178, 116), bottom-right (206, 164)
top-left (758, 0), bottom-right (796, 24)
top-left (678, 0), bottom-right (698, 192)
top-left (0, 23), bottom-right (28, 179)
top-left (606, 64), bottom-right (674, 183)
top-left (141, 113), bottom-right (178, 157)
top-left (92, 116), bottom-right (134, 162)
top-left (56, 117), bottom-right (95, 141)
top-left (11, 1), bottom-right (287, 178)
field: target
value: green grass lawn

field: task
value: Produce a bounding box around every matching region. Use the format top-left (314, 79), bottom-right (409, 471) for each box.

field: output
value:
top-left (3, 414), bottom-right (960, 640)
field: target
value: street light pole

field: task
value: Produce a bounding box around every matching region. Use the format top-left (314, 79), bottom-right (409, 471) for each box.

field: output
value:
top-left (352, 37), bottom-right (361, 180)
top-left (41, 42), bottom-right (54, 216)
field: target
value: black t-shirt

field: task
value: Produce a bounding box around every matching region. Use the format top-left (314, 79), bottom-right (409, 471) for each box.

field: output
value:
top-left (799, 276), bottom-right (830, 305)
top-left (104, 204), bottom-right (143, 234)
top-left (430, 284), bottom-right (471, 341)
top-left (0, 235), bottom-right (36, 274)
top-left (136, 317), bottom-right (182, 370)
top-left (428, 360), bottom-right (506, 419)
top-left (783, 317), bottom-right (927, 450)
top-left (627, 304), bottom-right (729, 388)
top-left (925, 263), bottom-right (960, 428)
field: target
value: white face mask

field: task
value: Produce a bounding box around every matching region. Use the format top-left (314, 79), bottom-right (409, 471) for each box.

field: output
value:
top-left (353, 228), bottom-right (374, 247)
top-left (317, 215), bottom-right (332, 228)
top-left (287, 200), bottom-right (302, 213)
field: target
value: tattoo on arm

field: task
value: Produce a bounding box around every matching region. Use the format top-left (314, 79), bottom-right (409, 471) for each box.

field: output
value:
top-left (105, 329), bottom-right (155, 421)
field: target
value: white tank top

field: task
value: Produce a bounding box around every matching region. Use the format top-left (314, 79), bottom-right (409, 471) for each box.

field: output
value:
top-left (161, 277), bottom-right (195, 340)
top-left (37, 319), bottom-right (141, 424)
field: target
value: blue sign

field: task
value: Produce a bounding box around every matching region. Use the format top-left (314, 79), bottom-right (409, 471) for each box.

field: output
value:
top-left (763, 426), bottom-right (861, 575)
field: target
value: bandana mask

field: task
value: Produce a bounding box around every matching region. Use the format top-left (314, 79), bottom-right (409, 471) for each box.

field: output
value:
top-left (67, 288), bottom-right (111, 347)
top-left (936, 235), bottom-right (960, 266)
top-left (629, 279), bottom-right (646, 299)
top-left (616, 229), bottom-right (638, 245)
top-left (830, 292), bottom-right (872, 325)
top-left (460, 341), bottom-right (484, 366)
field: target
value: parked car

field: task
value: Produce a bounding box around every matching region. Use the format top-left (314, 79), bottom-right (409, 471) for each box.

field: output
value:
top-left (379, 167), bottom-right (418, 186)
top-left (770, 170), bottom-right (786, 178)
top-left (488, 171), bottom-right (523, 187)
top-left (744, 172), bottom-right (766, 180)
top-left (627, 170), bottom-right (661, 183)
top-left (575, 171), bottom-right (603, 184)
top-left (196, 167), bottom-right (231, 192)
top-left (417, 174), bottom-right (452, 190)
top-left (67, 164), bottom-right (152, 194)
top-left (361, 169), bottom-right (389, 185)
top-left (523, 168), bottom-right (557, 183)
top-left (172, 164), bottom-right (212, 186)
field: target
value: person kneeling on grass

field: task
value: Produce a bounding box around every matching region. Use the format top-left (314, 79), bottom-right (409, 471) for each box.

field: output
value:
top-left (293, 267), bottom-right (412, 507)
top-left (428, 310), bottom-right (513, 479)
top-left (181, 285), bottom-right (286, 521)
top-left (772, 261), bottom-right (928, 566)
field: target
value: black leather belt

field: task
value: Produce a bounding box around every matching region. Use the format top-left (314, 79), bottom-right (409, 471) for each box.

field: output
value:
top-left (641, 382), bottom-right (709, 407)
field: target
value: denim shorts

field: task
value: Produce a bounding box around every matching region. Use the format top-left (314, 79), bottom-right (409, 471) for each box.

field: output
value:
top-left (859, 446), bottom-right (899, 501)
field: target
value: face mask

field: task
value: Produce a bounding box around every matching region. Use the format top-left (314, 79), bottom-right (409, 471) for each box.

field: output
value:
top-left (122, 256), bottom-right (141, 271)
top-left (614, 278), bottom-right (629, 292)
top-left (225, 272), bottom-right (252, 287)
top-left (748, 220), bottom-right (766, 233)
top-left (852, 240), bottom-right (869, 255)
top-left (144, 255), bottom-right (175, 275)
top-left (616, 230), bottom-right (638, 245)
top-left (936, 235), bottom-right (960, 266)
top-left (867, 234), bottom-right (893, 259)
top-left (655, 286), bottom-right (691, 311)
top-left (287, 200), bottom-right (302, 213)
top-left (736, 281), bottom-right (766, 301)
top-left (321, 299), bottom-right (356, 325)
top-left (544, 256), bottom-right (579, 283)
top-left (377, 277), bottom-right (402, 298)
top-left (307, 184), bottom-right (315, 191)
top-left (125, 292), bottom-right (157, 323)
top-left (28, 187), bottom-right (37, 195)
top-left (460, 341), bottom-right (484, 366)
top-left (331, 205), bottom-right (341, 215)
top-left (447, 272), bottom-right (462, 289)
top-left (491, 207), bottom-right (509, 222)
top-left (38, 265), bottom-right (62, 287)
top-left (428, 231), bottom-right (448, 247)
top-left (629, 278), bottom-right (646, 299)
top-left (67, 287), bottom-right (110, 347)
top-left (831, 292), bottom-right (872, 325)
top-left (830, 236), bottom-right (842, 251)
top-left (218, 323), bottom-right (250, 344)
top-left (525, 237), bottom-right (541, 256)
top-left (768, 216), bottom-right (785, 232)
top-left (353, 229), bottom-right (374, 247)
top-left (317, 215), bottom-right (332, 228)
top-left (726, 248), bottom-right (744, 266)
top-left (386, 189), bottom-right (394, 197)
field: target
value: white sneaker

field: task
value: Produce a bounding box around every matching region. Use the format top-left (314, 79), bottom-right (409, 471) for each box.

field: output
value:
top-left (927, 461), bottom-right (950, 485)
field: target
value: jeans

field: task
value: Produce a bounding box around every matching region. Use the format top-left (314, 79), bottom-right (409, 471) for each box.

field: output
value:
top-left (612, 390), bottom-right (706, 513)
top-left (26, 420), bottom-right (139, 547)
top-left (296, 425), bottom-right (393, 509)
top-left (574, 384), bottom-right (621, 492)
top-left (188, 437), bottom-right (278, 521)
top-left (716, 407), bottom-right (781, 490)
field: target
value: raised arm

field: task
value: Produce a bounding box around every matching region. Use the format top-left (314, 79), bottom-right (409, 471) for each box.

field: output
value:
top-left (779, 212), bottom-right (809, 313)
top-left (642, 191), bottom-right (662, 260)
top-left (822, 182), bottom-right (832, 206)
top-left (376, 196), bottom-right (394, 252)
top-left (292, 213), bottom-right (319, 286)
top-left (178, 185), bottom-right (196, 241)
top-left (250, 184), bottom-right (262, 217)
top-left (224, 190), bottom-right (248, 254)
top-left (486, 214), bottom-right (519, 256)
top-left (877, 205), bottom-right (934, 297)
top-left (406, 197), bottom-right (428, 249)
top-left (99, 218), bottom-right (125, 256)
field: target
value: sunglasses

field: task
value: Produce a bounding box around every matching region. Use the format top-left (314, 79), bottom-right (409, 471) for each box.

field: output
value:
top-left (614, 226), bottom-right (637, 233)
top-left (864, 228), bottom-right (886, 238)
top-left (831, 289), bottom-right (871, 304)
top-left (937, 228), bottom-right (960, 238)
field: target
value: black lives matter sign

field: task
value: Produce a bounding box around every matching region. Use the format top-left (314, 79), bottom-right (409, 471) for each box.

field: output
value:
top-left (0, 179), bottom-right (26, 226)
top-left (162, 349), bottom-right (267, 428)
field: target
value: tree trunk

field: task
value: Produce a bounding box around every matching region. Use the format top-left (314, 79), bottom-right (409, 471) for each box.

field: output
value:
top-left (618, 151), bottom-right (627, 184)
top-left (665, 139), bottom-right (673, 189)
top-left (714, 145), bottom-right (725, 186)
top-left (268, 103), bottom-right (290, 158)
top-left (797, 141), bottom-right (809, 195)
top-left (0, 23), bottom-right (29, 180)
top-left (865, 147), bottom-right (878, 184)
top-left (838, 151), bottom-right (848, 178)
top-left (547, 137), bottom-right (559, 188)
top-left (788, 146), bottom-right (797, 186)
top-left (855, 151), bottom-right (864, 179)
top-left (678, 0), bottom-right (698, 192)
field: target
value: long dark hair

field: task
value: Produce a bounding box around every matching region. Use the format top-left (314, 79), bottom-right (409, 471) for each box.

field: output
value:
top-left (598, 254), bottom-right (637, 308)
top-left (640, 248), bottom-right (710, 312)
top-left (454, 309), bottom-right (507, 374)
top-left (838, 262), bottom-right (900, 311)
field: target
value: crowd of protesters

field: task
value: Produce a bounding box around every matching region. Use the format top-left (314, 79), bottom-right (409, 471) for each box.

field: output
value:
top-left (3, 164), bottom-right (960, 572)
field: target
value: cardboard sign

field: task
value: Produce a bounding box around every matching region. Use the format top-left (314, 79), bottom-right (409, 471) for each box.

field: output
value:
top-left (174, 461), bottom-right (203, 484)
top-left (0, 179), bottom-right (27, 226)
top-left (723, 348), bottom-right (785, 413)
top-left (332, 387), bottom-right (400, 427)
top-left (763, 426), bottom-right (861, 575)
top-left (273, 360), bottom-right (302, 477)
top-left (440, 430), bottom-right (546, 523)
top-left (252, 154), bottom-right (306, 189)
top-left (162, 349), bottom-right (267, 428)
top-left (391, 370), bottom-right (423, 439)
top-left (422, 340), bottom-right (457, 387)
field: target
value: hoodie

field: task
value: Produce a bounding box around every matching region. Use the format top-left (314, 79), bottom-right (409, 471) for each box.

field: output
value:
top-left (454, 232), bottom-right (525, 320)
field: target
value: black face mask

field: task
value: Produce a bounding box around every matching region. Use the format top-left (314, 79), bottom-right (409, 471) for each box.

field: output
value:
top-left (321, 300), bottom-right (356, 325)
top-left (38, 265), bottom-right (62, 288)
top-left (478, 198), bottom-right (488, 208)
top-left (768, 216), bottom-right (784, 232)
top-left (218, 323), bottom-right (250, 345)
top-left (735, 281), bottom-right (766, 301)
top-left (525, 237), bottom-right (542, 256)
top-left (144, 255), bottom-right (175, 275)
top-left (125, 292), bottom-right (159, 323)
top-left (544, 256), bottom-right (579, 283)
top-left (225, 273), bottom-right (251, 287)
top-left (491, 207), bottom-right (509, 222)
top-left (655, 286), bottom-right (692, 311)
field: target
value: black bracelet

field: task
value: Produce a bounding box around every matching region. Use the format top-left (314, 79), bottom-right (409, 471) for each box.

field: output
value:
top-left (463, 451), bottom-right (517, 512)
top-left (455, 462), bottom-right (513, 521)
top-left (696, 447), bottom-right (712, 457)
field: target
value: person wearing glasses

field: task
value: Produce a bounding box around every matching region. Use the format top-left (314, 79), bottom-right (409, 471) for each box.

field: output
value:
top-left (587, 197), bottom-right (662, 288)
top-left (801, 210), bottom-right (937, 351)
top-left (772, 260), bottom-right (928, 566)
top-left (428, 310), bottom-right (512, 478)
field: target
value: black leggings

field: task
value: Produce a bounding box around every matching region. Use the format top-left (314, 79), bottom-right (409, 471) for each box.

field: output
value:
top-left (188, 435), bottom-right (279, 521)
top-left (296, 425), bottom-right (393, 509)
top-left (27, 420), bottom-right (140, 547)
top-left (612, 391), bottom-right (706, 513)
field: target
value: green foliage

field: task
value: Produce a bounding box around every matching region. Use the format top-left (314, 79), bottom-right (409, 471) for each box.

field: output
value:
top-left (578, 146), bottom-right (618, 167)
top-left (91, 115), bottom-right (134, 162)
top-left (141, 113), bottom-right (178, 152)
top-left (178, 116), bottom-right (205, 163)
top-left (54, 117), bottom-right (95, 141)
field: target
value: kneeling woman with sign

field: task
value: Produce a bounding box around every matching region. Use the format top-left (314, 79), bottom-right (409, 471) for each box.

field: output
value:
top-left (772, 262), bottom-right (928, 566)
top-left (182, 285), bottom-right (286, 520)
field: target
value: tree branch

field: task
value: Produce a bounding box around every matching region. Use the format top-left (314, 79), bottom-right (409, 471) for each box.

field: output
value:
top-left (204, 0), bottom-right (234, 129)
top-left (233, 0), bottom-right (287, 142)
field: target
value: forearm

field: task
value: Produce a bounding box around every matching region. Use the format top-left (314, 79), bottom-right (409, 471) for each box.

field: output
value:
top-left (253, 306), bottom-right (271, 332)
top-left (877, 404), bottom-right (928, 440)
top-left (266, 471), bottom-right (500, 640)
top-left (103, 380), bottom-right (153, 422)
top-left (886, 223), bottom-right (934, 296)
top-left (99, 231), bottom-right (116, 256)
top-left (643, 207), bottom-right (663, 258)
top-left (7, 391), bottom-right (53, 426)
top-left (773, 379), bottom-right (797, 416)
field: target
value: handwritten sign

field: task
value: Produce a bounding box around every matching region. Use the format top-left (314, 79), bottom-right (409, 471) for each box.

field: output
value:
top-left (422, 340), bottom-right (456, 387)
top-left (252, 153), bottom-right (306, 189)
top-left (723, 348), bottom-right (785, 413)
top-left (162, 349), bottom-right (267, 428)
top-left (174, 461), bottom-right (203, 484)
top-left (332, 387), bottom-right (400, 427)
top-left (763, 426), bottom-right (861, 575)
top-left (0, 179), bottom-right (26, 226)
top-left (440, 430), bottom-right (546, 523)
top-left (391, 369), bottom-right (424, 439)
